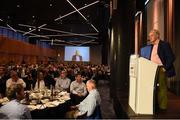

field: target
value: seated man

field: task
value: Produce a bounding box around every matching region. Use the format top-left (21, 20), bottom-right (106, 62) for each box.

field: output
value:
top-left (0, 84), bottom-right (31, 119)
top-left (0, 66), bottom-right (8, 98)
top-left (70, 73), bottom-right (87, 105)
top-left (55, 70), bottom-right (71, 91)
top-left (66, 79), bottom-right (101, 119)
top-left (6, 70), bottom-right (26, 89)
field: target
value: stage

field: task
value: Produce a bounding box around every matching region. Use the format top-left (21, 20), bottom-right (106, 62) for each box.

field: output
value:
top-left (113, 90), bottom-right (180, 119)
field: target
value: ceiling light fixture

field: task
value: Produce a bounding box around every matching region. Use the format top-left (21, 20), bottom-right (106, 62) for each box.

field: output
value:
top-left (66, 0), bottom-right (99, 32)
top-left (19, 23), bottom-right (98, 39)
top-left (7, 24), bottom-right (17, 32)
top-left (51, 39), bottom-right (54, 45)
top-left (23, 24), bottom-right (47, 35)
top-left (55, 1), bottom-right (99, 21)
top-left (78, 39), bottom-right (95, 46)
top-left (145, 0), bottom-right (150, 5)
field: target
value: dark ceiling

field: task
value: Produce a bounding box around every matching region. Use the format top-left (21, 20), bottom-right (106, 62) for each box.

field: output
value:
top-left (0, 0), bottom-right (107, 46)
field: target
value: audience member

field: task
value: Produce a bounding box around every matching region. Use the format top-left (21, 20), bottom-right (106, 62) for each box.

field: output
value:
top-left (66, 79), bottom-right (101, 119)
top-left (0, 66), bottom-right (8, 98)
top-left (34, 71), bottom-right (46, 90)
top-left (6, 70), bottom-right (26, 89)
top-left (0, 84), bottom-right (31, 119)
top-left (55, 70), bottom-right (71, 91)
top-left (70, 73), bottom-right (87, 105)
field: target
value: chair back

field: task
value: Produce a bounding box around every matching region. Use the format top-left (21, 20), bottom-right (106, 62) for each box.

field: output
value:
top-left (86, 105), bottom-right (102, 119)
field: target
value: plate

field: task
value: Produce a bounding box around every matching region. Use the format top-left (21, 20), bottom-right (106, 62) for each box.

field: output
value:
top-left (59, 99), bottom-right (65, 104)
top-left (61, 96), bottom-right (71, 101)
top-left (27, 105), bottom-right (37, 111)
top-left (36, 104), bottom-right (46, 109)
top-left (45, 102), bottom-right (56, 107)
top-left (41, 99), bottom-right (49, 104)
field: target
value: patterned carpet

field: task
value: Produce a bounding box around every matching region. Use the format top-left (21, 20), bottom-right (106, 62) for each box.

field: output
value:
top-left (97, 80), bottom-right (117, 119)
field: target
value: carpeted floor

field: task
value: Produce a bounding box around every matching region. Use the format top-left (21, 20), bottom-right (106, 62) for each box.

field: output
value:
top-left (97, 80), bottom-right (117, 119)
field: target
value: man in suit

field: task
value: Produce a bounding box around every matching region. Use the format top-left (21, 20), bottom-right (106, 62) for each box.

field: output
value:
top-left (140, 29), bottom-right (176, 111)
top-left (72, 50), bottom-right (83, 61)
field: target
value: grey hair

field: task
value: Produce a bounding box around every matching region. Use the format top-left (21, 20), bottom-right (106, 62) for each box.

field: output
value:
top-left (87, 79), bottom-right (96, 89)
top-left (150, 29), bottom-right (160, 38)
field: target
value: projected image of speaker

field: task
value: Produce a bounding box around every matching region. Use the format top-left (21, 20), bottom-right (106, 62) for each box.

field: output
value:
top-left (65, 46), bottom-right (90, 62)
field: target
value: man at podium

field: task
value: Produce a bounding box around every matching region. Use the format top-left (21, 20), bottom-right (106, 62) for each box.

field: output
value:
top-left (72, 50), bottom-right (83, 62)
top-left (140, 29), bottom-right (176, 111)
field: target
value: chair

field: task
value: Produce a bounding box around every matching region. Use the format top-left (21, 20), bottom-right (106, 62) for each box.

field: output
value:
top-left (86, 105), bottom-right (102, 119)
top-left (77, 105), bottom-right (102, 119)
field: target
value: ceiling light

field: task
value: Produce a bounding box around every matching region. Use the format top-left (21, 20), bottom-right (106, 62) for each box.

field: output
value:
top-left (17, 5), bottom-right (20, 8)
top-left (50, 4), bottom-right (52, 7)
top-left (145, 0), bottom-right (150, 5)
top-left (51, 39), bottom-right (54, 45)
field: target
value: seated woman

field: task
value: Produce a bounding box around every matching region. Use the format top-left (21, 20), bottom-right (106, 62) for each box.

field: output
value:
top-left (0, 84), bottom-right (31, 119)
top-left (34, 71), bottom-right (46, 90)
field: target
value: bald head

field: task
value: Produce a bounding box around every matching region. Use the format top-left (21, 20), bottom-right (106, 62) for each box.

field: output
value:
top-left (86, 79), bottom-right (96, 92)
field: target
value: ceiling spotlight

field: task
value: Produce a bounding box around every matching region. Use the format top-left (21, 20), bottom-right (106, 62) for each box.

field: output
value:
top-left (32, 16), bottom-right (35, 18)
top-left (17, 5), bottom-right (20, 8)
top-left (29, 28), bottom-right (32, 30)
top-left (51, 38), bottom-right (54, 45)
top-left (50, 4), bottom-right (52, 7)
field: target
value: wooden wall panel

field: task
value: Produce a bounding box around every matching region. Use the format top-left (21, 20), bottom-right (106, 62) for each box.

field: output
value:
top-left (0, 35), bottom-right (56, 64)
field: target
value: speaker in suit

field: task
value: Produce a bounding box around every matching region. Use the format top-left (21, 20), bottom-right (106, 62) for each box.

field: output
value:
top-left (72, 50), bottom-right (83, 61)
top-left (140, 29), bottom-right (176, 110)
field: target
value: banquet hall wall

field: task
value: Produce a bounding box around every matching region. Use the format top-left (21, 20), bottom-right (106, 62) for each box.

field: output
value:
top-left (0, 35), bottom-right (56, 65)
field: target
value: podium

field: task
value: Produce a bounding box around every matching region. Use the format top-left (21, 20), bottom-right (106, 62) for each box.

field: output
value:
top-left (129, 55), bottom-right (158, 115)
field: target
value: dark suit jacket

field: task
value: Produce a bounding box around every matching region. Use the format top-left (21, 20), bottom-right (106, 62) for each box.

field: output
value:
top-left (72, 55), bottom-right (82, 61)
top-left (140, 40), bottom-right (176, 77)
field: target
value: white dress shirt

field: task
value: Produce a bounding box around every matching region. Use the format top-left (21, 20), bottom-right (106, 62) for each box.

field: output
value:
top-left (70, 81), bottom-right (87, 96)
top-left (34, 80), bottom-right (46, 90)
top-left (0, 99), bottom-right (31, 119)
top-left (77, 89), bottom-right (101, 116)
top-left (6, 78), bottom-right (26, 88)
top-left (55, 77), bottom-right (71, 91)
top-left (76, 56), bottom-right (80, 61)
